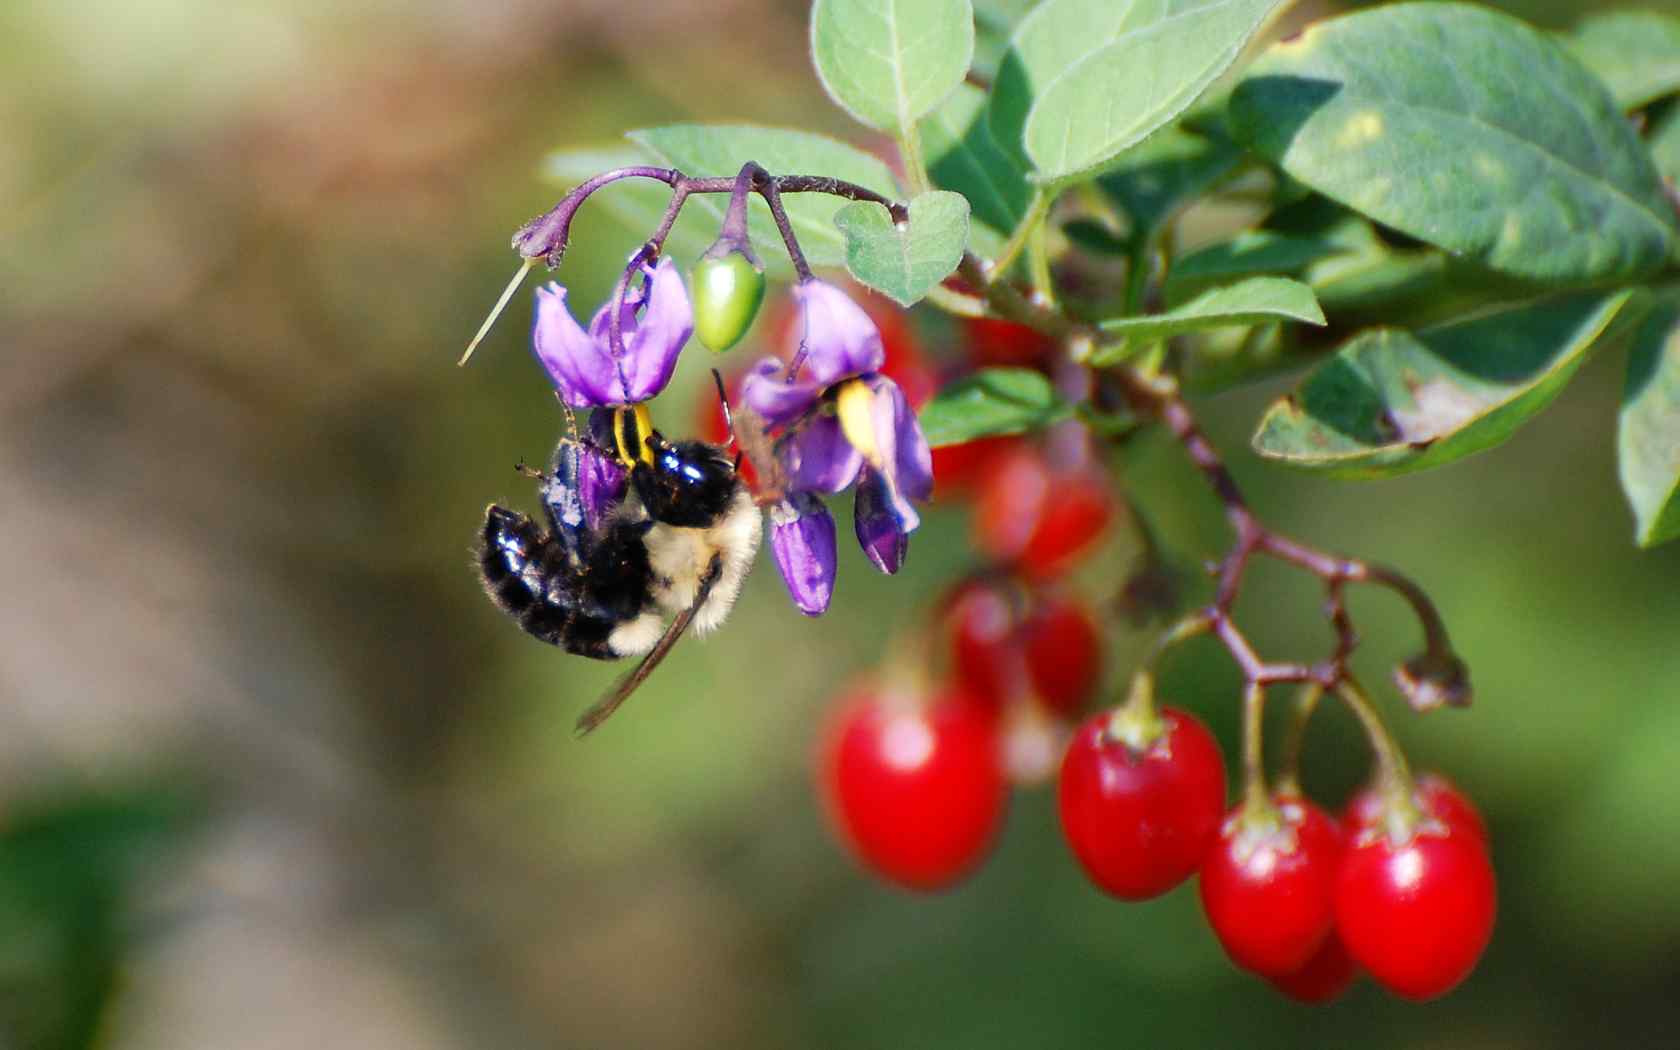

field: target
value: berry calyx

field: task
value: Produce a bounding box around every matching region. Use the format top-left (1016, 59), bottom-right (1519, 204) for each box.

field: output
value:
top-left (1058, 700), bottom-right (1226, 900)
top-left (1199, 795), bottom-right (1343, 977)
top-left (821, 683), bottom-right (1006, 891)
top-left (1022, 596), bottom-right (1103, 719)
top-left (691, 251), bottom-right (765, 352)
top-left (1269, 930), bottom-right (1359, 1004)
top-left (1335, 824), bottom-right (1496, 1000)
top-left (1344, 772), bottom-right (1487, 844)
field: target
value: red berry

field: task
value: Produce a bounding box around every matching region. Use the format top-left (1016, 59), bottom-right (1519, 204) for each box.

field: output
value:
top-left (974, 447), bottom-right (1114, 576)
top-left (1269, 930), bottom-right (1359, 1004)
top-left (821, 684), bottom-right (1006, 891)
top-left (1335, 825), bottom-right (1496, 1000)
top-left (1022, 596), bottom-right (1103, 719)
top-left (1058, 707), bottom-right (1226, 900)
top-left (930, 435), bottom-right (1021, 495)
top-left (1344, 773), bottom-right (1487, 844)
top-left (1199, 796), bottom-right (1343, 977)
top-left (947, 582), bottom-right (1023, 707)
top-left (962, 316), bottom-right (1057, 368)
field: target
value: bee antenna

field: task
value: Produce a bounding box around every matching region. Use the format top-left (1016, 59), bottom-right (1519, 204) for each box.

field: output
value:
top-left (711, 369), bottom-right (739, 449)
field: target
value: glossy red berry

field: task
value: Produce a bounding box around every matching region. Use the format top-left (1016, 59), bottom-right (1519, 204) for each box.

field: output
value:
top-left (821, 684), bottom-right (1006, 891)
top-left (1269, 930), bottom-right (1359, 1004)
top-left (1199, 796), bottom-right (1343, 977)
top-left (1022, 596), bottom-right (1103, 719)
top-left (1335, 825), bottom-right (1496, 1000)
top-left (1344, 772), bottom-right (1487, 844)
top-left (1058, 707), bottom-right (1226, 900)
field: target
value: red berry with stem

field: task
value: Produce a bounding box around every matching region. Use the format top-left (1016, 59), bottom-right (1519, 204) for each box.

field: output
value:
top-left (1345, 772), bottom-right (1487, 844)
top-left (1198, 795), bottom-right (1343, 977)
top-left (1022, 596), bottom-right (1103, 719)
top-left (1058, 695), bottom-right (1226, 900)
top-left (821, 683), bottom-right (1006, 891)
top-left (1269, 929), bottom-right (1359, 1004)
top-left (1335, 822), bottom-right (1496, 1000)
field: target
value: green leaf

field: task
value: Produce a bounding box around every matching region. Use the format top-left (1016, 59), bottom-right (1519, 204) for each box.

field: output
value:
top-left (1561, 10), bottom-right (1680, 111)
top-left (1253, 290), bottom-right (1636, 478)
top-left (1230, 3), bottom-right (1677, 285)
top-left (1619, 297), bottom-right (1680, 547)
top-left (810, 0), bottom-right (975, 139)
top-left (1166, 229), bottom-right (1348, 299)
top-left (921, 83), bottom-right (1033, 238)
top-left (919, 367), bottom-right (1070, 446)
top-left (1095, 126), bottom-right (1243, 242)
top-left (1650, 101), bottom-right (1680, 184)
top-left (833, 191), bottom-right (971, 306)
top-left (995, 0), bottom-right (1282, 184)
top-left (1092, 276), bottom-right (1324, 363)
top-left (626, 124), bottom-right (901, 271)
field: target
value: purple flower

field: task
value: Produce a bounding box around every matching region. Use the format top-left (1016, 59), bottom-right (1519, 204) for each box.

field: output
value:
top-left (769, 492), bottom-right (837, 616)
top-left (532, 257), bottom-right (693, 407)
top-left (742, 279), bottom-right (933, 608)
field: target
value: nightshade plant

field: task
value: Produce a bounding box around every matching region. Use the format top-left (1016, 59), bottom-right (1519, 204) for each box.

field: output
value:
top-left (464, 0), bottom-right (1680, 1005)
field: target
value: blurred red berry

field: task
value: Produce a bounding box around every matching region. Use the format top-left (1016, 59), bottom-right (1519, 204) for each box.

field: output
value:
top-left (975, 446), bottom-right (1113, 577)
top-left (1199, 796), bottom-right (1343, 977)
top-left (1058, 707), bottom-right (1226, 900)
top-left (947, 582), bottom-right (1022, 708)
top-left (1336, 825), bottom-right (1496, 1000)
top-left (930, 435), bottom-right (1021, 496)
top-left (1269, 930), bottom-right (1360, 1004)
top-left (821, 683), bottom-right (1006, 891)
top-left (1344, 772), bottom-right (1487, 844)
top-left (962, 316), bottom-right (1057, 368)
top-left (1022, 596), bottom-right (1103, 719)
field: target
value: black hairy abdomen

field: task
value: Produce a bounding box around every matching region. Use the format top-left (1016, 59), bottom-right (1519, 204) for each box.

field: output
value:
top-left (479, 505), bottom-right (654, 660)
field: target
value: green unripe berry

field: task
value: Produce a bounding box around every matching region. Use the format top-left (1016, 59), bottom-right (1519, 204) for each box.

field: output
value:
top-left (691, 252), bottom-right (766, 353)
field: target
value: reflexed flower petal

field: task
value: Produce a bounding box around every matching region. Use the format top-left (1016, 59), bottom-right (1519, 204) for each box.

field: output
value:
top-left (781, 414), bottom-right (863, 494)
top-left (533, 260), bottom-right (692, 407)
top-left (741, 356), bottom-right (827, 425)
top-left (533, 283), bottom-right (619, 408)
top-left (863, 375), bottom-right (931, 529)
top-left (791, 280), bottom-right (885, 386)
top-left (770, 493), bottom-right (837, 615)
top-left (854, 467), bottom-right (910, 574)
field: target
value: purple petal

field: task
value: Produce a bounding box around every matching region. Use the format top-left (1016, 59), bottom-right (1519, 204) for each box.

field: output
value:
top-left (621, 257), bottom-right (692, 402)
top-left (576, 443), bottom-right (628, 531)
top-left (741, 356), bottom-right (826, 426)
top-left (780, 414), bottom-right (863, 494)
top-left (853, 467), bottom-right (909, 575)
top-left (532, 283), bottom-right (619, 408)
top-left (862, 375), bottom-right (930, 531)
top-left (770, 493), bottom-right (837, 616)
top-left (791, 280), bottom-right (884, 387)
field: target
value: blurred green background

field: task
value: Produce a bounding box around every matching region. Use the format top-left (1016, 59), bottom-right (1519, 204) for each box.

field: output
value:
top-left (4, 0), bottom-right (1680, 1047)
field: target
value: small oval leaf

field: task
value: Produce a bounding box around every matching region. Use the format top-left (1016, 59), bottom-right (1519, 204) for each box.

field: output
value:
top-left (626, 124), bottom-right (901, 271)
top-left (1021, 0), bottom-right (1284, 183)
top-left (919, 367), bottom-right (1069, 446)
top-left (1253, 290), bottom-right (1636, 478)
top-left (1619, 298), bottom-right (1680, 548)
top-left (833, 191), bottom-right (971, 306)
top-left (1561, 10), bottom-right (1680, 111)
top-left (811, 0), bottom-right (975, 137)
top-left (1092, 276), bottom-right (1324, 364)
top-left (1230, 3), bottom-right (1677, 285)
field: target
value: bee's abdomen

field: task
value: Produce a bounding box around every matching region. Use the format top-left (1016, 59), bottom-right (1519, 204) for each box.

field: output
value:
top-left (479, 505), bottom-right (655, 660)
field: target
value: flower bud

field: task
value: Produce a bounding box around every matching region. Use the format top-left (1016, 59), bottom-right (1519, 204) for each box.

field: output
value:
top-left (691, 251), bottom-right (766, 353)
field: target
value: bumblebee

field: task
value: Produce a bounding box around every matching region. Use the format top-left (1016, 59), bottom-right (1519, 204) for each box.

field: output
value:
top-left (479, 403), bottom-right (761, 734)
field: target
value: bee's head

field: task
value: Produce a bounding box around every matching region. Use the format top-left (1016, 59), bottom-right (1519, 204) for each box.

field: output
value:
top-left (632, 433), bottom-right (739, 527)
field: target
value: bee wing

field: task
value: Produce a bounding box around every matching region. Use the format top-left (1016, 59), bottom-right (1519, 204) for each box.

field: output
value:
top-left (574, 552), bottom-right (725, 737)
